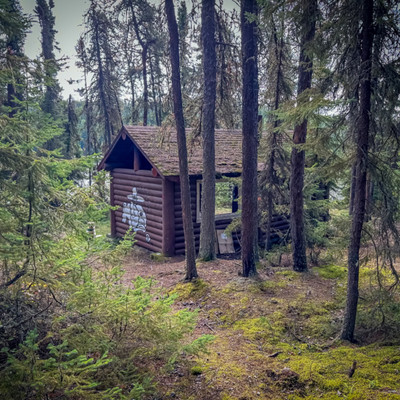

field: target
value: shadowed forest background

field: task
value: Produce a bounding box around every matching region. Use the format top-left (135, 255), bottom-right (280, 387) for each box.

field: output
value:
top-left (1, 0), bottom-right (400, 399)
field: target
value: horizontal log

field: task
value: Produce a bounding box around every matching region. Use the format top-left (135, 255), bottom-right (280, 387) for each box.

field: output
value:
top-left (270, 221), bottom-right (290, 230)
top-left (111, 178), bottom-right (163, 192)
top-left (116, 218), bottom-right (162, 233)
top-left (174, 216), bottom-right (199, 225)
top-left (112, 179), bottom-right (162, 191)
top-left (115, 230), bottom-right (161, 252)
top-left (114, 199), bottom-right (163, 212)
top-left (175, 230), bottom-right (201, 241)
top-left (174, 192), bottom-right (196, 200)
top-left (114, 193), bottom-right (162, 206)
top-left (114, 209), bottom-right (162, 224)
top-left (115, 225), bottom-right (162, 243)
top-left (113, 168), bottom-right (156, 177)
top-left (113, 187), bottom-right (162, 199)
top-left (175, 242), bottom-right (200, 251)
top-left (115, 208), bottom-right (162, 222)
top-left (115, 221), bottom-right (163, 239)
top-left (113, 194), bottom-right (162, 207)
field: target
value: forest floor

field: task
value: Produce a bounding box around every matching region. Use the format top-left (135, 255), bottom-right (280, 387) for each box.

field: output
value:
top-left (120, 248), bottom-right (400, 400)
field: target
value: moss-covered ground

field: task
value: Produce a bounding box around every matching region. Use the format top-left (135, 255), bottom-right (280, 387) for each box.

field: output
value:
top-left (123, 253), bottom-right (400, 400)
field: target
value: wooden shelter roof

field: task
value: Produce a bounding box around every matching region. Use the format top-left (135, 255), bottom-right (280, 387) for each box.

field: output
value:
top-left (99, 125), bottom-right (246, 176)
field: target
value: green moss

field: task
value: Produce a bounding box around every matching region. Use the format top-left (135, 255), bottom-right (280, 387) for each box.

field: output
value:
top-left (190, 365), bottom-right (203, 375)
top-left (150, 252), bottom-right (170, 262)
top-left (287, 344), bottom-right (400, 399)
top-left (169, 279), bottom-right (209, 300)
top-left (233, 316), bottom-right (285, 344)
top-left (313, 265), bottom-right (347, 279)
top-left (276, 270), bottom-right (299, 280)
top-left (221, 393), bottom-right (237, 400)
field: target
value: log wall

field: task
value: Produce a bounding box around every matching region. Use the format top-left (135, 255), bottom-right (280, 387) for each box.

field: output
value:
top-left (173, 178), bottom-right (243, 255)
top-left (110, 169), bottom-right (290, 256)
top-left (174, 178), bottom-right (290, 255)
top-left (111, 168), bottom-right (163, 253)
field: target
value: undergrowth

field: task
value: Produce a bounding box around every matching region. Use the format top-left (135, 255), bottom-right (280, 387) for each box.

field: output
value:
top-left (0, 234), bottom-right (213, 399)
top-left (165, 261), bottom-right (400, 400)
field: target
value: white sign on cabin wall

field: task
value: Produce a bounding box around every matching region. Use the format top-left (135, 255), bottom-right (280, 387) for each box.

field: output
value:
top-left (122, 187), bottom-right (151, 242)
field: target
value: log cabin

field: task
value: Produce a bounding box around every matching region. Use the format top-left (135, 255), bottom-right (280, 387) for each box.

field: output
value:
top-left (98, 125), bottom-right (289, 256)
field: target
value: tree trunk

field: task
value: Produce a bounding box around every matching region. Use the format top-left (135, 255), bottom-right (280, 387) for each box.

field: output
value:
top-left (289, 0), bottom-right (317, 272)
top-left (165, 0), bottom-right (198, 281)
top-left (349, 86), bottom-right (359, 216)
top-left (142, 45), bottom-right (148, 126)
top-left (241, 0), bottom-right (259, 277)
top-left (36, 0), bottom-right (57, 117)
top-left (199, 0), bottom-right (217, 261)
top-left (94, 17), bottom-right (112, 147)
top-left (341, 0), bottom-right (374, 342)
top-left (130, 4), bottom-right (149, 127)
top-left (149, 53), bottom-right (161, 126)
top-left (265, 16), bottom-right (284, 251)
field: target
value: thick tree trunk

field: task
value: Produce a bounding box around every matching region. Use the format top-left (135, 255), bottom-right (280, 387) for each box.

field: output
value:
top-left (199, 0), bottom-right (217, 261)
top-left (289, 0), bottom-right (317, 272)
top-left (241, 0), bottom-right (259, 277)
top-left (342, 0), bottom-right (374, 342)
top-left (165, 0), bottom-right (198, 281)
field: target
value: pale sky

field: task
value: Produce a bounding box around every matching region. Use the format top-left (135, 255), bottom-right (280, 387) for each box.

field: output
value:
top-left (20, 0), bottom-right (238, 100)
top-left (21, 0), bottom-right (89, 99)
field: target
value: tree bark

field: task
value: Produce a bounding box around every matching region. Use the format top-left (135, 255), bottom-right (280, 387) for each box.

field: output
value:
top-left (289, 0), bottom-right (317, 272)
top-left (198, 0), bottom-right (217, 261)
top-left (265, 15), bottom-right (284, 251)
top-left (149, 53), bottom-right (161, 126)
top-left (341, 0), bottom-right (374, 342)
top-left (130, 4), bottom-right (149, 126)
top-left (142, 45), bottom-right (148, 126)
top-left (35, 0), bottom-right (58, 117)
top-left (241, 0), bottom-right (259, 277)
top-left (165, 0), bottom-right (198, 281)
top-left (93, 15), bottom-right (112, 147)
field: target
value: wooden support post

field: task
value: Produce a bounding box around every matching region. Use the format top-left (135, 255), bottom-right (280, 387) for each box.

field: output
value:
top-left (162, 178), bottom-right (175, 256)
top-left (110, 176), bottom-right (117, 237)
top-left (133, 146), bottom-right (141, 171)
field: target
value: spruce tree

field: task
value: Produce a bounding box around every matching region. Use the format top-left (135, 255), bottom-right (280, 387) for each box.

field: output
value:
top-left (35, 0), bottom-right (60, 118)
top-left (289, 0), bottom-right (317, 272)
top-left (64, 95), bottom-right (80, 159)
top-left (165, 0), bottom-right (198, 281)
top-left (241, 0), bottom-right (259, 277)
top-left (341, 0), bottom-right (374, 342)
top-left (198, 0), bottom-right (217, 261)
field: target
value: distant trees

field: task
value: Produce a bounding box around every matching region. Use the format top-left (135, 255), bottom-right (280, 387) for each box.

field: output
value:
top-left (79, 2), bottom-right (122, 148)
top-left (64, 95), bottom-right (80, 159)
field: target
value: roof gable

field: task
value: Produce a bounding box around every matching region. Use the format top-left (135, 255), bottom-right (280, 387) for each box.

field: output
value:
top-left (99, 125), bottom-right (243, 176)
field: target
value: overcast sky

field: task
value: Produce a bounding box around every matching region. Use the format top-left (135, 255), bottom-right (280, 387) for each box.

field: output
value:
top-left (21, 0), bottom-right (88, 99)
top-left (20, 0), bottom-right (238, 100)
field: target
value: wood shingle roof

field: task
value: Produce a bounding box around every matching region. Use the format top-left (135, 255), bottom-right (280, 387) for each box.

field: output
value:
top-left (105, 125), bottom-right (244, 176)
